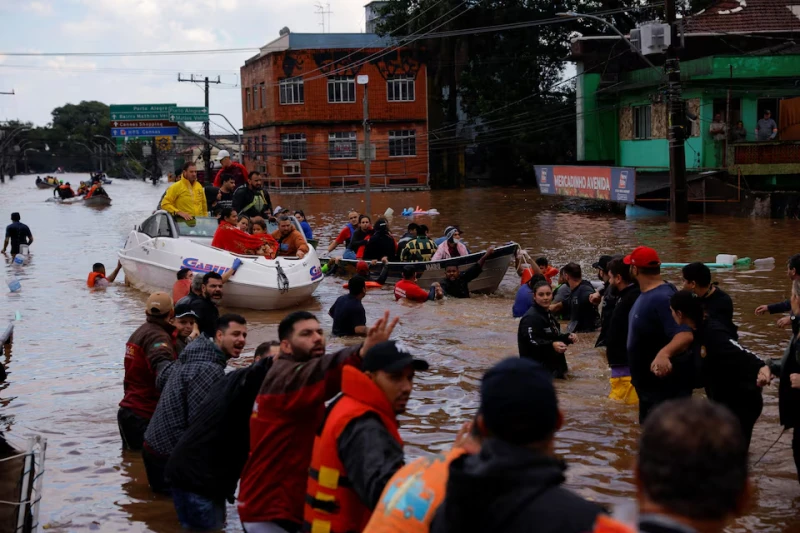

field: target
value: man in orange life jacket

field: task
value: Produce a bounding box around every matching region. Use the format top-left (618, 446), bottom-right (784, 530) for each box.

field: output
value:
top-left (304, 340), bottom-right (429, 533)
top-left (87, 260), bottom-right (122, 288)
top-left (117, 292), bottom-right (178, 450)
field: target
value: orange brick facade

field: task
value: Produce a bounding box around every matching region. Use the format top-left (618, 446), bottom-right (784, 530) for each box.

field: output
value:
top-left (240, 46), bottom-right (428, 189)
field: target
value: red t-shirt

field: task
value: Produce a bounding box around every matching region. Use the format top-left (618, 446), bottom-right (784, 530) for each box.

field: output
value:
top-left (335, 226), bottom-right (353, 245)
top-left (394, 279), bottom-right (431, 302)
top-left (172, 278), bottom-right (192, 303)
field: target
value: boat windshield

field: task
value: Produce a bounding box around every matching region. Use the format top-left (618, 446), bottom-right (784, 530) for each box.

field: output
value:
top-left (175, 217), bottom-right (219, 238)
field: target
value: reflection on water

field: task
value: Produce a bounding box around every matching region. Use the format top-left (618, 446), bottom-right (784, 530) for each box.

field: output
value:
top-left (1, 175), bottom-right (799, 531)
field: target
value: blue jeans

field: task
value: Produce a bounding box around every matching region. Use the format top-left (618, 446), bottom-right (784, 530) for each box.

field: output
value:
top-left (172, 488), bottom-right (226, 530)
top-left (343, 249), bottom-right (357, 260)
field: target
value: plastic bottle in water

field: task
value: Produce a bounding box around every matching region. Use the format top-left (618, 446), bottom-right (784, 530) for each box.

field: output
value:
top-left (6, 277), bottom-right (21, 293)
top-left (754, 257), bottom-right (775, 267)
top-left (13, 254), bottom-right (24, 265)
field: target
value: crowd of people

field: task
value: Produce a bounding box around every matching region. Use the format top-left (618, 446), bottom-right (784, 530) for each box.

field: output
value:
top-left (67, 160), bottom-right (800, 532)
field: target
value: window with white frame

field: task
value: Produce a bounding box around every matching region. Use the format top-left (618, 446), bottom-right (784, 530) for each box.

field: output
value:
top-left (281, 133), bottom-right (307, 160)
top-left (329, 131), bottom-right (357, 159)
top-left (387, 75), bottom-right (415, 102)
top-left (633, 105), bottom-right (652, 140)
top-left (279, 77), bottom-right (304, 105)
top-left (328, 76), bottom-right (356, 103)
top-left (389, 130), bottom-right (416, 157)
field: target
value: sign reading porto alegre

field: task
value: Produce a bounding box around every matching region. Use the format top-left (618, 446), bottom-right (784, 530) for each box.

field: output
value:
top-left (534, 165), bottom-right (636, 204)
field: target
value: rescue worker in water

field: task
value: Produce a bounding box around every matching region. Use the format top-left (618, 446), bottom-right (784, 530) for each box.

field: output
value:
top-left (303, 341), bottom-right (429, 533)
top-left (87, 261), bottom-right (123, 288)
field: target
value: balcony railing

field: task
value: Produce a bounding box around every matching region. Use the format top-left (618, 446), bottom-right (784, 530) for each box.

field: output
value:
top-left (733, 140), bottom-right (800, 166)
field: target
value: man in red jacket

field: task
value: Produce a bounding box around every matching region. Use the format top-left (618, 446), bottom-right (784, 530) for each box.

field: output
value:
top-left (237, 310), bottom-right (398, 533)
top-left (394, 266), bottom-right (443, 302)
top-left (212, 149), bottom-right (249, 188)
top-left (118, 292), bottom-right (178, 450)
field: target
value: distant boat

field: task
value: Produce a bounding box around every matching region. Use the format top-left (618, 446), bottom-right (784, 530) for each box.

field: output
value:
top-left (84, 196), bottom-right (112, 207)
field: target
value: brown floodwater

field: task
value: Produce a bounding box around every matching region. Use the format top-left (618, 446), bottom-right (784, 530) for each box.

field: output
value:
top-left (1, 175), bottom-right (799, 532)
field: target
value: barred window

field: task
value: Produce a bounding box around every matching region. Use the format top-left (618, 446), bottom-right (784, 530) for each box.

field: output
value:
top-left (260, 82), bottom-right (266, 108)
top-left (245, 88), bottom-right (251, 112)
top-left (281, 133), bottom-right (307, 160)
top-left (253, 84), bottom-right (259, 110)
top-left (246, 138), bottom-right (252, 158)
top-left (387, 75), bottom-right (415, 102)
top-left (328, 76), bottom-right (356, 103)
top-left (389, 130), bottom-right (416, 157)
top-left (279, 77), bottom-right (304, 105)
top-left (633, 105), bottom-right (652, 140)
top-left (329, 131), bottom-right (357, 159)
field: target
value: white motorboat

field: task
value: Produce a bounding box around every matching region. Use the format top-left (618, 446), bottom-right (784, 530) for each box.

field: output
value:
top-left (119, 211), bottom-right (323, 310)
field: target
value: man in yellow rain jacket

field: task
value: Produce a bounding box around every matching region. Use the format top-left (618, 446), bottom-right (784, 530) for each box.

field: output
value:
top-left (160, 162), bottom-right (207, 220)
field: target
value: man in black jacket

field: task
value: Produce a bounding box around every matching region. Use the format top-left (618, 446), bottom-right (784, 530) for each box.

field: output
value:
top-left (681, 261), bottom-right (738, 338)
top-left (232, 171), bottom-right (272, 219)
top-left (440, 247), bottom-right (494, 298)
top-left (590, 255), bottom-right (618, 347)
top-left (563, 262), bottom-right (600, 333)
top-left (431, 357), bottom-right (602, 533)
top-left (604, 258), bottom-right (641, 403)
top-left (165, 356), bottom-right (272, 530)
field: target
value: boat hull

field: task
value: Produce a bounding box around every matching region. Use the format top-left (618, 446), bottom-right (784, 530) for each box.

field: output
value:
top-left (84, 196), bottom-right (112, 207)
top-left (119, 229), bottom-right (323, 310)
top-left (324, 242), bottom-right (519, 293)
top-left (36, 182), bottom-right (57, 189)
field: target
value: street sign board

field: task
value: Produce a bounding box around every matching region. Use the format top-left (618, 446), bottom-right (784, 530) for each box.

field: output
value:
top-left (169, 106), bottom-right (209, 122)
top-left (110, 104), bottom-right (175, 113)
top-left (112, 127), bottom-right (179, 137)
top-left (110, 104), bottom-right (176, 121)
top-left (112, 120), bottom-right (177, 128)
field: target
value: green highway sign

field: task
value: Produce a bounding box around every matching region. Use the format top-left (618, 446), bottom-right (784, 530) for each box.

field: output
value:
top-left (169, 106), bottom-right (209, 122)
top-left (110, 103), bottom-right (176, 121)
top-left (110, 104), bottom-right (175, 113)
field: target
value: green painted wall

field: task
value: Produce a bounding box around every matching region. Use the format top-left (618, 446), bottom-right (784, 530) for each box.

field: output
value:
top-left (576, 71), bottom-right (616, 162)
top-left (623, 55), bottom-right (800, 85)
top-left (619, 138), bottom-right (703, 170)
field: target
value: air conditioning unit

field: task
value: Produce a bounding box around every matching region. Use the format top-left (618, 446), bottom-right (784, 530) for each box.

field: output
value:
top-left (629, 29), bottom-right (641, 52)
top-left (639, 23), bottom-right (671, 55)
top-left (282, 162), bottom-right (301, 175)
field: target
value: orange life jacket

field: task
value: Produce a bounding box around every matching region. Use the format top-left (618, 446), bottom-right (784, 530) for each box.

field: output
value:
top-left (304, 366), bottom-right (402, 533)
top-left (343, 281), bottom-right (383, 289)
top-left (362, 447), bottom-right (467, 533)
top-left (592, 516), bottom-right (637, 533)
top-left (87, 271), bottom-right (106, 288)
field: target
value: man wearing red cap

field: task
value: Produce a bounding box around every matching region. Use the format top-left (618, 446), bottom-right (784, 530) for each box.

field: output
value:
top-left (624, 246), bottom-right (694, 423)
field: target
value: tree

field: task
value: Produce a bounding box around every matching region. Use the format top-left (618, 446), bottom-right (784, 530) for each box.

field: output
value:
top-left (378, 0), bottom-right (659, 185)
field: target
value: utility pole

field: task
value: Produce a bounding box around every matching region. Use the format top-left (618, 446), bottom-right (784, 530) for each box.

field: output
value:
top-left (665, 0), bottom-right (688, 222)
top-left (358, 75), bottom-right (371, 216)
top-left (178, 74), bottom-right (221, 181)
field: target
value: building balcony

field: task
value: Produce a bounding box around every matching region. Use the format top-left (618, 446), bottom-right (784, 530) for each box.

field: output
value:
top-left (732, 140), bottom-right (800, 175)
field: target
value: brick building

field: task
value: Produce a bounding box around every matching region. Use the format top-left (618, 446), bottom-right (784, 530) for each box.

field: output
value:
top-left (240, 32), bottom-right (429, 191)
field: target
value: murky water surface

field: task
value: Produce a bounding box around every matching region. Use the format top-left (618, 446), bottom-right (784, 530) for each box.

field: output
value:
top-left (1, 175), bottom-right (799, 531)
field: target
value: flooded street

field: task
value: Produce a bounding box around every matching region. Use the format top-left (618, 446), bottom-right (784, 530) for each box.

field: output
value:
top-left (2, 174), bottom-right (800, 531)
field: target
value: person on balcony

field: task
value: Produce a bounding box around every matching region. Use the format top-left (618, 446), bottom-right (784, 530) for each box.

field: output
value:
top-left (731, 120), bottom-right (747, 143)
top-left (756, 110), bottom-right (778, 141)
top-left (709, 113), bottom-right (727, 167)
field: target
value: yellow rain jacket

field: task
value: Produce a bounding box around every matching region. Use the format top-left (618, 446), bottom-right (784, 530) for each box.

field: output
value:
top-left (160, 177), bottom-right (208, 218)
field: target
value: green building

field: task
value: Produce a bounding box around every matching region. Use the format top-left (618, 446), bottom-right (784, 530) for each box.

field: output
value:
top-left (569, 0), bottom-right (800, 216)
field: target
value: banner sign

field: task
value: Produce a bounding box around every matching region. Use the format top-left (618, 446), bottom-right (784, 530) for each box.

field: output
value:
top-left (534, 165), bottom-right (636, 204)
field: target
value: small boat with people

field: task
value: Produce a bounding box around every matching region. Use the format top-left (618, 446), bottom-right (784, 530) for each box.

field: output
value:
top-left (323, 242), bottom-right (519, 293)
top-left (35, 176), bottom-right (59, 189)
top-left (83, 196), bottom-right (112, 207)
top-left (119, 211), bottom-right (323, 310)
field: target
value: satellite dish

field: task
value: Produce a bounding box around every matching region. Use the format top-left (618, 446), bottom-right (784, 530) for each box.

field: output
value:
top-left (279, 27), bottom-right (291, 36)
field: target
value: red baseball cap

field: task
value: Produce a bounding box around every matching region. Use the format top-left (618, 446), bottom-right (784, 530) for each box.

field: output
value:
top-left (623, 246), bottom-right (661, 267)
top-left (356, 261), bottom-right (370, 275)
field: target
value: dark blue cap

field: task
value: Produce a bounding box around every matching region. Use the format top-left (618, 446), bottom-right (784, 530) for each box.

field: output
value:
top-left (480, 358), bottom-right (558, 445)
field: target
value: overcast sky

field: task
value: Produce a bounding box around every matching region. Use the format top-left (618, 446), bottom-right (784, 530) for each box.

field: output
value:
top-left (0, 0), bottom-right (368, 133)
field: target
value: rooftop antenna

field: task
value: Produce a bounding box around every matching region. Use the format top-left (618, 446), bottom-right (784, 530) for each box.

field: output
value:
top-left (315, 1), bottom-right (333, 33)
